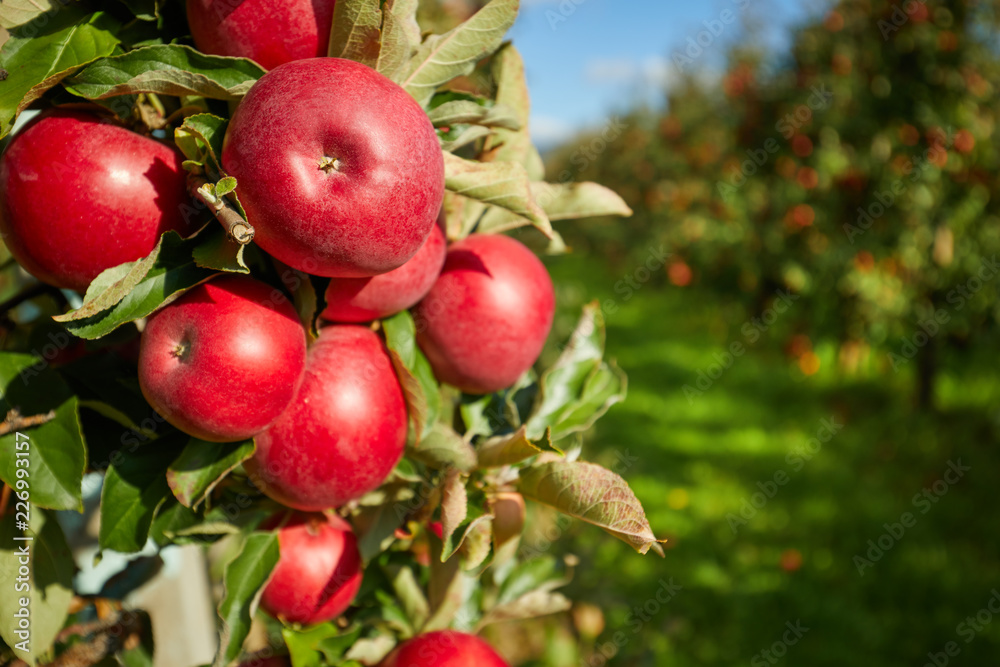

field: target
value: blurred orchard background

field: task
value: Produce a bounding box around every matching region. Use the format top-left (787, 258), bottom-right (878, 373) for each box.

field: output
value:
top-left (3, 0), bottom-right (1000, 665)
top-left (431, 0), bottom-right (1000, 664)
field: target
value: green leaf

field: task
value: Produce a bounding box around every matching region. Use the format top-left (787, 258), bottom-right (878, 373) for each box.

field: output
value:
top-left (343, 632), bottom-right (397, 664)
top-left (215, 176), bottom-right (237, 197)
top-left (525, 303), bottom-right (627, 442)
top-left (479, 589), bottom-right (571, 628)
top-left (441, 125), bottom-right (491, 153)
top-left (65, 44), bottom-right (266, 101)
top-left (328, 0), bottom-right (382, 67)
top-left (459, 515), bottom-right (492, 571)
top-left (441, 503), bottom-right (491, 563)
top-left (191, 226), bottom-right (250, 275)
top-left (53, 231), bottom-right (216, 339)
top-left (149, 499), bottom-right (200, 547)
top-left (495, 555), bottom-right (565, 605)
top-left (0, 8), bottom-right (120, 138)
top-left (518, 461), bottom-right (665, 555)
top-left (439, 469), bottom-right (467, 547)
top-left (0, 0), bottom-right (63, 30)
top-left (483, 44), bottom-right (544, 180)
top-left (478, 181), bottom-right (634, 235)
top-left (281, 268), bottom-right (318, 342)
top-left (477, 426), bottom-right (553, 468)
top-left (383, 311), bottom-right (441, 442)
top-left (376, 0), bottom-right (420, 81)
top-left (166, 438), bottom-right (255, 510)
top-left (55, 235), bottom-right (170, 323)
top-left (428, 100), bottom-right (521, 130)
top-left (174, 113), bottom-right (228, 174)
top-left (0, 509), bottom-right (74, 665)
top-left (385, 565), bottom-right (430, 630)
top-left (0, 353), bottom-right (86, 511)
top-left (407, 424), bottom-right (477, 473)
top-left (400, 0), bottom-right (518, 107)
top-left (284, 623), bottom-right (361, 667)
top-left (354, 500), bottom-right (404, 563)
top-left (100, 442), bottom-right (180, 553)
top-left (117, 0), bottom-right (158, 21)
top-left (215, 530), bottom-right (280, 667)
top-left (443, 152), bottom-right (553, 238)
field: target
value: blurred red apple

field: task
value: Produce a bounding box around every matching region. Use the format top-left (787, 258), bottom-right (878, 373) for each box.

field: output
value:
top-left (259, 512), bottom-right (362, 625)
top-left (380, 631), bottom-right (509, 667)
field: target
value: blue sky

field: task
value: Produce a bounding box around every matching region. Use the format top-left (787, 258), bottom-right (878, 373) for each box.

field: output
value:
top-left (507, 0), bottom-right (827, 146)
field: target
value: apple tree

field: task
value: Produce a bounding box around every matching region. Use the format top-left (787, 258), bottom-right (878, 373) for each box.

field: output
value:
top-left (0, 0), bottom-right (653, 666)
top-left (549, 0), bottom-right (1000, 407)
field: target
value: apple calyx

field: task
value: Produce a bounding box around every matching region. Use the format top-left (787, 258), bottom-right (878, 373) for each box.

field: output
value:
top-left (188, 174), bottom-right (255, 244)
top-left (318, 156), bottom-right (341, 173)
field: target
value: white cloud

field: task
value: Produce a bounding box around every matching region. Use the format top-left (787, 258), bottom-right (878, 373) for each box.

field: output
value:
top-left (584, 55), bottom-right (678, 89)
top-left (530, 114), bottom-right (577, 148)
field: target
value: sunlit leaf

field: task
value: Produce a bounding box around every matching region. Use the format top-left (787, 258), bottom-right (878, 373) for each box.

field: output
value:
top-left (518, 461), bottom-right (665, 555)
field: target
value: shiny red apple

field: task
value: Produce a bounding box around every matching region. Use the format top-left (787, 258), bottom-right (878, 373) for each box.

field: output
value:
top-left (187, 0), bottom-right (336, 70)
top-left (413, 234), bottom-right (555, 394)
top-left (380, 631), bottom-right (510, 667)
top-left (246, 325), bottom-right (407, 510)
top-left (259, 512), bottom-right (362, 626)
top-left (222, 58), bottom-right (444, 278)
top-left (0, 110), bottom-right (192, 292)
top-left (322, 223), bottom-right (447, 323)
top-left (138, 275), bottom-right (307, 442)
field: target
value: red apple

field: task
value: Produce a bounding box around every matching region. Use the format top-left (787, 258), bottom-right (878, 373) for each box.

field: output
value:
top-left (259, 512), bottom-right (362, 626)
top-left (138, 275), bottom-right (306, 442)
top-left (413, 234), bottom-right (555, 394)
top-left (380, 631), bottom-right (510, 667)
top-left (0, 110), bottom-right (192, 292)
top-left (187, 0), bottom-right (336, 71)
top-left (246, 325), bottom-right (407, 510)
top-left (222, 58), bottom-right (444, 278)
top-left (322, 223), bottom-right (447, 323)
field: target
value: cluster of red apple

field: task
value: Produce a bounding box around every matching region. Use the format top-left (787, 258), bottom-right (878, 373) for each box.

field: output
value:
top-left (0, 2), bottom-right (554, 664)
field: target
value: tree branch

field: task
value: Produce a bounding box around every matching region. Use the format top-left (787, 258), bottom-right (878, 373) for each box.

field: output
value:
top-left (188, 175), bottom-right (255, 245)
top-left (0, 409), bottom-right (57, 437)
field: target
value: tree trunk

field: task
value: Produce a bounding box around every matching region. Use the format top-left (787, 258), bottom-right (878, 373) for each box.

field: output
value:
top-left (916, 336), bottom-right (936, 410)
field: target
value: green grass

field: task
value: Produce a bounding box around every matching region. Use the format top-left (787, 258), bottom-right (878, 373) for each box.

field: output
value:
top-left (524, 252), bottom-right (1000, 666)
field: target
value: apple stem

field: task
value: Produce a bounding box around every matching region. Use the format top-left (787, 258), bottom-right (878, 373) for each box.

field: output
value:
top-left (188, 175), bottom-right (255, 245)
